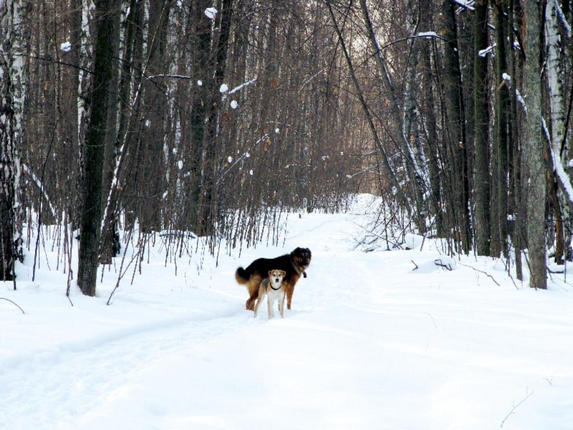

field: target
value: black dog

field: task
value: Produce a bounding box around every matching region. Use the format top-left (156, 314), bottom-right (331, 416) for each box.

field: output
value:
top-left (235, 247), bottom-right (311, 311)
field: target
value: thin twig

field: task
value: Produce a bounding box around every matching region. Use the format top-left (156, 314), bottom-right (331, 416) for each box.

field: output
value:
top-left (107, 229), bottom-right (137, 305)
top-left (459, 262), bottom-right (501, 286)
top-left (500, 390), bottom-right (534, 428)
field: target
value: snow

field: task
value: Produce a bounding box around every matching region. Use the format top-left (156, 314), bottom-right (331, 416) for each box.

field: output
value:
top-left (60, 42), bottom-right (72, 53)
top-left (544, 118), bottom-right (573, 204)
top-left (415, 31), bottom-right (438, 39)
top-left (552, 0), bottom-right (572, 38)
top-left (204, 7), bottom-right (217, 20)
top-left (2, 195), bottom-right (573, 429)
top-left (478, 44), bottom-right (495, 57)
top-left (219, 83), bottom-right (228, 93)
top-left (453, 0), bottom-right (475, 11)
top-left (230, 100), bottom-right (238, 109)
top-left (229, 78), bottom-right (257, 95)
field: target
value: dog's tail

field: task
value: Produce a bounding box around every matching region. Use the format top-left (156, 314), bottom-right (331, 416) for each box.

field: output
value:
top-left (235, 266), bottom-right (250, 284)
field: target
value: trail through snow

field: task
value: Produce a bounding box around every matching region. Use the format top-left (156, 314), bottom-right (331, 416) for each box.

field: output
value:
top-left (2, 195), bottom-right (573, 429)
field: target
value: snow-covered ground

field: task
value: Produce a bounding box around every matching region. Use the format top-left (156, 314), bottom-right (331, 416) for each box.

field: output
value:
top-left (2, 195), bottom-right (573, 429)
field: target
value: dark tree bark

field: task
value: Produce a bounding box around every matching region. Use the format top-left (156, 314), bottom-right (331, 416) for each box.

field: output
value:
top-left (493, 0), bottom-right (511, 258)
top-left (139, 0), bottom-right (172, 232)
top-left (420, 0), bottom-right (443, 236)
top-left (199, 0), bottom-right (234, 237)
top-left (441, 0), bottom-right (471, 253)
top-left (473, 0), bottom-right (491, 256)
top-left (523, 0), bottom-right (547, 289)
top-left (187, 0), bottom-right (213, 231)
top-left (77, 0), bottom-right (118, 296)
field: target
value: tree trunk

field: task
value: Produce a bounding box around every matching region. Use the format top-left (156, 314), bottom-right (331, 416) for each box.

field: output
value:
top-left (77, 0), bottom-right (118, 296)
top-left (420, 0), bottom-right (443, 236)
top-left (0, 0), bottom-right (29, 283)
top-left (523, 0), bottom-right (547, 289)
top-left (441, 0), bottom-right (471, 253)
top-left (199, 0), bottom-right (234, 237)
top-left (494, 0), bottom-right (511, 258)
top-left (187, 0), bottom-right (212, 232)
top-left (100, 0), bottom-right (124, 264)
top-left (473, 0), bottom-right (491, 256)
top-left (139, 0), bottom-right (171, 232)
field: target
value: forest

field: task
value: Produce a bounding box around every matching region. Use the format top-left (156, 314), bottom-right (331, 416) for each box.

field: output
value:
top-left (1, 0), bottom-right (572, 294)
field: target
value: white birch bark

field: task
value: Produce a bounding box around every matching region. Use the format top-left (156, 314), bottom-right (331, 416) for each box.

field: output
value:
top-left (546, 0), bottom-right (566, 157)
top-left (78, 0), bottom-right (95, 151)
top-left (0, 0), bottom-right (28, 280)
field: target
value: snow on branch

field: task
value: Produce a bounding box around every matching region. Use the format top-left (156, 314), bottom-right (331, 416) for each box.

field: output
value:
top-left (229, 77), bottom-right (257, 95)
top-left (552, 0), bottom-right (572, 38)
top-left (147, 74), bottom-right (193, 80)
top-left (478, 44), bottom-right (495, 57)
top-left (543, 117), bottom-right (573, 205)
top-left (453, 0), bottom-right (475, 12)
top-left (414, 31), bottom-right (442, 39)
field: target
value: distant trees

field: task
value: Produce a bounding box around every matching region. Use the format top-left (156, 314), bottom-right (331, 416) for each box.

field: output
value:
top-left (5, 0), bottom-right (364, 295)
top-left (3, 0), bottom-right (572, 292)
top-left (326, 0), bottom-right (572, 288)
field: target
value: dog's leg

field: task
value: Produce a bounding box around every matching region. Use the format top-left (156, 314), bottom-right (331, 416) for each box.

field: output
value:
top-left (267, 294), bottom-right (274, 319)
top-left (279, 292), bottom-right (285, 318)
top-left (285, 285), bottom-right (294, 310)
top-left (245, 276), bottom-right (262, 311)
top-left (253, 286), bottom-right (265, 318)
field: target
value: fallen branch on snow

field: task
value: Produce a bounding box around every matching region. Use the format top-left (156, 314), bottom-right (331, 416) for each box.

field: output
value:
top-left (434, 259), bottom-right (453, 271)
top-left (458, 263), bottom-right (500, 286)
top-left (0, 297), bottom-right (26, 314)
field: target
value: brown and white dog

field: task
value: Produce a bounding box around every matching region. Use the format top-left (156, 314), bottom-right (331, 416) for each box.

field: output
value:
top-left (254, 269), bottom-right (286, 319)
top-left (235, 247), bottom-right (312, 311)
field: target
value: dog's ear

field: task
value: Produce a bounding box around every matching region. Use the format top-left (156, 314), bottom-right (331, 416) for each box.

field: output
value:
top-left (279, 270), bottom-right (286, 277)
top-left (268, 270), bottom-right (273, 277)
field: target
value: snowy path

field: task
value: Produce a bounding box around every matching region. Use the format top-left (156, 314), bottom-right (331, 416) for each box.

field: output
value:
top-left (2, 197), bottom-right (573, 429)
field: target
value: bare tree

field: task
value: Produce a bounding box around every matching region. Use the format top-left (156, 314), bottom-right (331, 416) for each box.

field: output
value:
top-left (77, 0), bottom-right (119, 296)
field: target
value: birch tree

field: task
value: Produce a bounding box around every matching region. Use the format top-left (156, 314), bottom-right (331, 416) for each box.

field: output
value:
top-left (0, 0), bottom-right (28, 282)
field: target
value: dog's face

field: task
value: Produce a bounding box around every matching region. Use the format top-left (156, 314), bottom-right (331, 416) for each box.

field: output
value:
top-left (291, 247), bottom-right (312, 271)
top-left (268, 269), bottom-right (286, 287)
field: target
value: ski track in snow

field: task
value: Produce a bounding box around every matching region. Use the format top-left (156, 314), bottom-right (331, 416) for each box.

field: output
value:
top-left (2, 195), bottom-right (573, 429)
